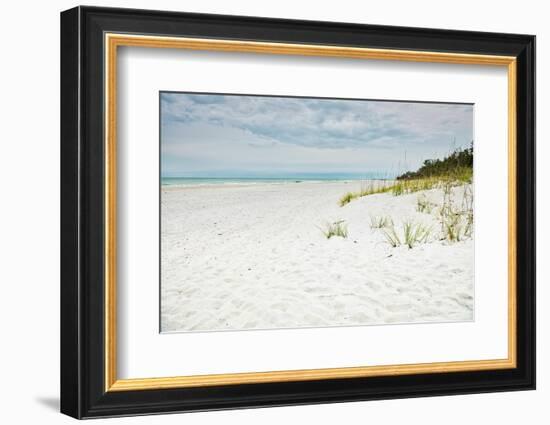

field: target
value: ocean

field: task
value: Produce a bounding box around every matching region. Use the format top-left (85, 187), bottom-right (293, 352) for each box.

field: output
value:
top-left (161, 175), bottom-right (393, 187)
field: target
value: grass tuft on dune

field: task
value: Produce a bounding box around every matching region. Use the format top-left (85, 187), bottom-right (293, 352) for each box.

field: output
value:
top-left (339, 146), bottom-right (473, 207)
top-left (319, 220), bottom-right (348, 239)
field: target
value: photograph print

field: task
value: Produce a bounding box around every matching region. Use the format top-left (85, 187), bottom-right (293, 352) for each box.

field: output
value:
top-left (160, 92), bottom-right (474, 333)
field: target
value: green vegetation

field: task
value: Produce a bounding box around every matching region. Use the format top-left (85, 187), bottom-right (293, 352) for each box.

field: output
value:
top-left (371, 179), bottom-right (473, 248)
top-left (319, 220), bottom-right (348, 239)
top-left (396, 145), bottom-right (473, 181)
top-left (438, 184), bottom-right (474, 242)
top-left (339, 192), bottom-right (356, 206)
top-left (339, 181), bottom-right (394, 206)
top-left (389, 177), bottom-right (439, 196)
top-left (327, 145), bottom-right (475, 246)
top-left (416, 194), bottom-right (437, 214)
top-left (339, 175), bottom-right (465, 206)
top-left (381, 225), bottom-right (401, 247)
top-left (370, 215), bottom-right (393, 229)
top-left (339, 145), bottom-right (473, 207)
top-left (402, 221), bottom-right (432, 249)
top-left (380, 221), bottom-right (432, 249)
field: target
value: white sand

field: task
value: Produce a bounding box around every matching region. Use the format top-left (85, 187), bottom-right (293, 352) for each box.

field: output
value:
top-left (161, 181), bottom-right (474, 333)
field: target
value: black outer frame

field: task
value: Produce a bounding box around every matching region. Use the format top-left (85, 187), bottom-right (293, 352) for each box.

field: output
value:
top-left (60, 5), bottom-right (536, 419)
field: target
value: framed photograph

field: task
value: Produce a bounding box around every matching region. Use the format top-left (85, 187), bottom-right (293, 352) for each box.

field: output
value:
top-left (60, 6), bottom-right (535, 419)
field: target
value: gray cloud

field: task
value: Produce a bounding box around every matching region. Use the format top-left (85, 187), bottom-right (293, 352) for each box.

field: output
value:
top-left (160, 92), bottom-right (473, 177)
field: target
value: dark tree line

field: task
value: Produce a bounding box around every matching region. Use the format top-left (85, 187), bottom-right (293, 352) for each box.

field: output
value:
top-left (396, 143), bottom-right (473, 180)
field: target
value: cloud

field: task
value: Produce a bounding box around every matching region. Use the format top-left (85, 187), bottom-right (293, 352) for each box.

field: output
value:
top-left (160, 92), bottom-right (473, 176)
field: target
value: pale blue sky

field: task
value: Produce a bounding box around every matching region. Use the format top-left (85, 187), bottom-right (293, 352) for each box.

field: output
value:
top-left (161, 92), bottom-right (473, 178)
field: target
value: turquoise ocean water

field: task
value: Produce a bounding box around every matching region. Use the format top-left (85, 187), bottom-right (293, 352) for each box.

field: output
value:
top-left (161, 175), bottom-right (393, 187)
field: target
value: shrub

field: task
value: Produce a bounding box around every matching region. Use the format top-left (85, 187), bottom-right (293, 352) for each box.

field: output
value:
top-left (396, 144), bottom-right (473, 181)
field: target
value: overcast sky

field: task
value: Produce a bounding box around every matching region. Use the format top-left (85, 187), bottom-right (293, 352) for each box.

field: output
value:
top-left (161, 92), bottom-right (473, 178)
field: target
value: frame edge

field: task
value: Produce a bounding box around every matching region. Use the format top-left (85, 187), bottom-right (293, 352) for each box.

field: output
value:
top-left (60, 6), bottom-right (83, 420)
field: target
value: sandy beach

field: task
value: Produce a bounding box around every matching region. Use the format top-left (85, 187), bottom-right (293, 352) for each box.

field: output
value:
top-left (161, 181), bottom-right (474, 333)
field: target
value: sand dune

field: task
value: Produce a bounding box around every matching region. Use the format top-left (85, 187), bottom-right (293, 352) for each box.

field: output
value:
top-left (161, 181), bottom-right (474, 333)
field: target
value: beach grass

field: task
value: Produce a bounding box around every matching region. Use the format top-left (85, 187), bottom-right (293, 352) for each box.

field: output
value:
top-left (338, 181), bottom-right (474, 246)
top-left (381, 225), bottom-right (401, 247)
top-left (437, 182), bottom-right (474, 243)
top-left (381, 221), bottom-right (432, 249)
top-left (332, 147), bottom-right (474, 246)
top-left (339, 181), bottom-right (394, 206)
top-left (403, 221), bottom-right (432, 248)
top-left (416, 194), bottom-right (437, 214)
top-left (339, 192), bottom-right (357, 206)
top-left (339, 146), bottom-right (473, 207)
top-left (339, 171), bottom-right (472, 207)
top-left (320, 220), bottom-right (348, 239)
top-left (370, 215), bottom-right (393, 229)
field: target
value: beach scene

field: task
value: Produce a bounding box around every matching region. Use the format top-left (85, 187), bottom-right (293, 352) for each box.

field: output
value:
top-left (160, 92), bottom-right (474, 333)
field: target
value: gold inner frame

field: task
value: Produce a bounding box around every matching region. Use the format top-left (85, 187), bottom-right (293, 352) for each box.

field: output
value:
top-left (104, 33), bottom-right (518, 392)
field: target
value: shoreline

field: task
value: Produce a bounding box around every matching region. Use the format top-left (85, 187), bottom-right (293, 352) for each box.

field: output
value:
top-left (160, 178), bottom-right (392, 190)
top-left (161, 180), bottom-right (363, 191)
